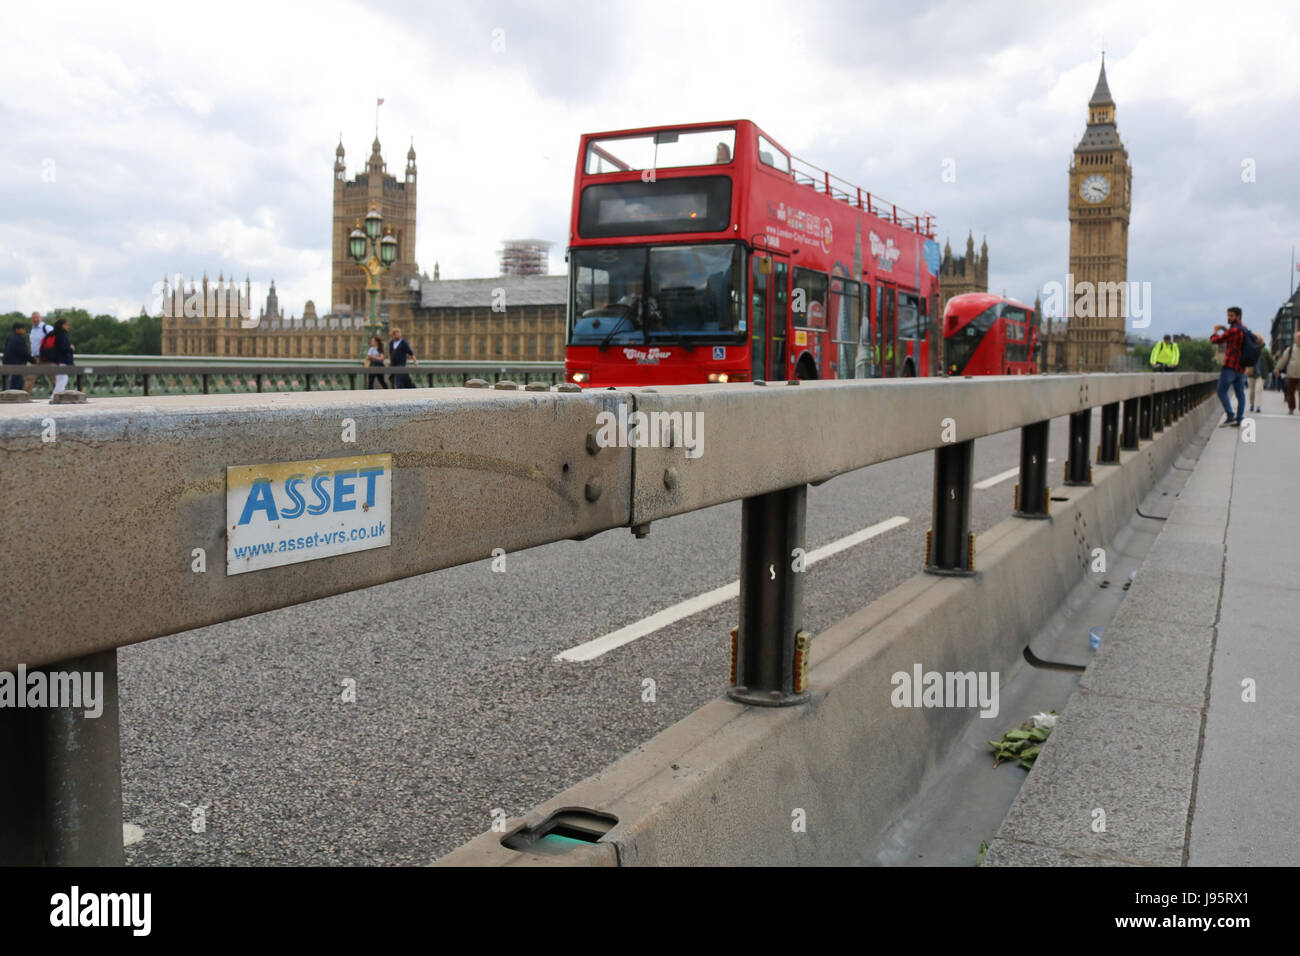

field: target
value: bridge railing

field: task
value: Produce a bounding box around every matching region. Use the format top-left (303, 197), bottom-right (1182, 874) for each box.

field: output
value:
top-left (0, 360), bottom-right (564, 397)
top-left (0, 371), bottom-right (1219, 863)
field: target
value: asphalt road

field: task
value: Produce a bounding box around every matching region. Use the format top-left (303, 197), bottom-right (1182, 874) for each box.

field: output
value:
top-left (119, 412), bottom-right (1088, 865)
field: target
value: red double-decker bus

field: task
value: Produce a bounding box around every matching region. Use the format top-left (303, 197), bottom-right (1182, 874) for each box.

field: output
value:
top-left (563, 120), bottom-right (941, 387)
top-left (941, 293), bottom-right (1039, 376)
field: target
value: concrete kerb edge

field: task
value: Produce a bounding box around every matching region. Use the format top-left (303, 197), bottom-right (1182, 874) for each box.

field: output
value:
top-left (983, 405), bottom-right (1227, 866)
top-left (436, 395), bottom-right (1219, 866)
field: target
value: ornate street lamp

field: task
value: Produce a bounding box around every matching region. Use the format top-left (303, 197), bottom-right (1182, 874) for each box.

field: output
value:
top-left (350, 203), bottom-right (399, 341)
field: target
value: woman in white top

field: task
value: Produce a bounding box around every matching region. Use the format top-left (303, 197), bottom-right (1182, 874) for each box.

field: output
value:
top-left (365, 335), bottom-right (389, 389)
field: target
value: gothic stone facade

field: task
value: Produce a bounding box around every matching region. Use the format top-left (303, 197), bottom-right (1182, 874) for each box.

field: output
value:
top-left (162, 274), bottom-right (567, 362)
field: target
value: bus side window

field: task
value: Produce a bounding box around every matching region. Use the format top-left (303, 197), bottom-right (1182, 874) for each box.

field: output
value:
top-left (750, 256), bottom-right (767, 380)
top-left (792, 267), bottom-right (828, 328)
top-left (833, 279), bottom-right (860, 380)
top-left (856, 282), bottom-right (873, 378)
top-left (772, 261), bottom-right (788, 374)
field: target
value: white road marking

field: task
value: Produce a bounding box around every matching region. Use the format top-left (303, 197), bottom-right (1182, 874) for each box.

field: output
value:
top-left (974, 459), bottom-right (1056, 490)
top-left (123, 823), bottom-right (145, 847)
top-left (555, 516), bottom-right (910, 662)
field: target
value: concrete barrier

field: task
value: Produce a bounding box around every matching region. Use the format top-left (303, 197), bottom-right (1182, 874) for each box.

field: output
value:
top-left (438, 394), bottom-right (1219, 865)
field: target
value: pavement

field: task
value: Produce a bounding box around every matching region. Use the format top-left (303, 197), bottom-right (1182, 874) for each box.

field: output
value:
top-left (983, 398), bottom-right (1300, 866)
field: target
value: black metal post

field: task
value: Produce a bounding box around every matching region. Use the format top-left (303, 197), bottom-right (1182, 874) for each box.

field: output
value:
top-left (142, 373), bottom-right (150, 397)
top-left (1151, 393), bottom-right (1164, 432)
top-left (202, 374), bottom-right (210, 395)
top-left (1098, 402), bottom-right (1120, 464)
top-left (0, 650), bottom-right (124, 865)
top-left (1139, 395), bottom-right (1153, 439)
top-left (1065, 410), bottom-right (1092, 485)
top-left (1014, 421), bottom-right (1050, 519)
top-left (926, 440), bottom-right (976, 574)
top-left (1122, 397), bottom-right (1139, 450)
top-left (730, 485), bottom-right (810, 707)
top-left (256, 374), bottom-right (263, 393)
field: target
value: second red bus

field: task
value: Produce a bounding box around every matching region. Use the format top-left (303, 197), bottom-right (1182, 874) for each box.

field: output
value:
top-left (942, 293), bottom-right (1039, 376)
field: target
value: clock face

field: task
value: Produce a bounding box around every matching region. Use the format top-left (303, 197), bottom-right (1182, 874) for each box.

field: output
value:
top-left (1080, 174), bottom-right (1110, 203)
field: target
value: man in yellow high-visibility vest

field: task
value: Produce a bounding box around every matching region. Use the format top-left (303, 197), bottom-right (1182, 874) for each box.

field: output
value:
top-left (1150, 334), bottom-right (1180, 371)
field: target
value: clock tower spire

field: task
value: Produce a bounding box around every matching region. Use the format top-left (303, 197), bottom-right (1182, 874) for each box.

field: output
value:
top-left (1066, 56), bottom-right (1132, 372)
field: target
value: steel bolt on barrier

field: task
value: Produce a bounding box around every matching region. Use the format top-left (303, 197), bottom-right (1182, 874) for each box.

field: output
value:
top-left (729, 485), bottom-right (810, 707)
top-left (1097, 401), bottom-right (1121, 464)
top-left (0, 649), bottom-right (123, 866)
top-left (1122, 397), bottom-right (1140, 450)
top-left (925, 439), bottom-right (976, 575)
top-left (1013, 420), bottom-right (1050, 519)
top-left (1064, 409), bottom-right (1092, 486)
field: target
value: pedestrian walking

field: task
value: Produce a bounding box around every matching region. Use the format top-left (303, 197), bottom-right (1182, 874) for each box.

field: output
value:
top-left (40, 317), bottom-right (75, 393)
top-left (26, 312), bottom-right (52, 393)
top-left (365, 335), bottom-right (389, 389)
top-left (389, 327), bottom-right (416, 388)
top-left (1209, 307), bottom-right (1261, 427)
top-left (3, 321), bottom-right (31, 390)
top-left (1149, 334), bottom-right (1180, 371)
top-left (1246, 356), bottom-right (1261, 412)
top-left (1275, 332), bottom-right (1300, 415)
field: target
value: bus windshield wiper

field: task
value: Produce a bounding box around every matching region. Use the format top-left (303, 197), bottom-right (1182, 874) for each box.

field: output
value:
top-left (597, 304), bottom-right (637, 350)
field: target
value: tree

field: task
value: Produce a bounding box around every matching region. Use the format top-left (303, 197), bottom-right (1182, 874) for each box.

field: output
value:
top-left (1179, 339), bottom-right (1217, 372)
top-left (0, 309), bottom-right (163, 355)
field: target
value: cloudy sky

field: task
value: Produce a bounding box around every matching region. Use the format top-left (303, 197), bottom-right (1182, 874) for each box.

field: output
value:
top-left (3, 0), bottom-right (1297, 340)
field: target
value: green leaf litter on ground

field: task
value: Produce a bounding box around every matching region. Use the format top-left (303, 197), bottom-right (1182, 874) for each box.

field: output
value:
top-left (989, 711), bottom-right (1057, 769)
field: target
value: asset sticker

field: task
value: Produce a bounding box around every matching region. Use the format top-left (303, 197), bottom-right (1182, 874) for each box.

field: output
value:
top-left (226, 453), bottom-right (392, 575)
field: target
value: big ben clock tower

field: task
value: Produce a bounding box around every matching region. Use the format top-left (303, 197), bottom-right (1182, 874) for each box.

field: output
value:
top-left (1067, 57), bottom-right (1132, 372)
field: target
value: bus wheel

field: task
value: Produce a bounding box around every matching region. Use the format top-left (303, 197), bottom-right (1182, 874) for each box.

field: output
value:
top-left (902, 359), bottom-right (916, 377)
top-left (795, 356), bottom-right (818, 381)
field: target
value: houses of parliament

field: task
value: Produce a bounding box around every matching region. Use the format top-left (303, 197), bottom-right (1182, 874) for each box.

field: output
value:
top-left (161, 137), bottom-right (567, 362)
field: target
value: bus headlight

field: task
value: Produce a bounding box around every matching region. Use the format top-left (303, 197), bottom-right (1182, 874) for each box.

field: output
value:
top-left (707, 372), bottom-right (730, 383)
top-left (569, 371), bottom-right (588, 384)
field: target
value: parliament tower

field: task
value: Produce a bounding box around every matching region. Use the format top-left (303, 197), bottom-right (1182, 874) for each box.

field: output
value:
top-left (1066, 57), bottom-right (1132, 372)
top-left (331, 137), bottom-right (420, 316)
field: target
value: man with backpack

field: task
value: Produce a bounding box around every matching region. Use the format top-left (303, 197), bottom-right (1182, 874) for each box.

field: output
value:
top-left (1210, 306), bottom-right (1262, 427)
top-left (40, 317), bottom-right (75, 394)
top-left (26, 312), bottom-right (52, 393)
top-left (1149, 334), bottom-right (1180, 371)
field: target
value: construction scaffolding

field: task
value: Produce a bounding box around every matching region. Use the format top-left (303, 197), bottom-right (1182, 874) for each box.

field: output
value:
top-left (499, 239), bottom-right (552, 277)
